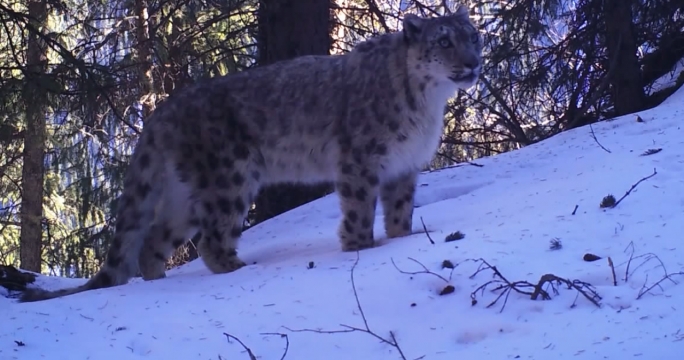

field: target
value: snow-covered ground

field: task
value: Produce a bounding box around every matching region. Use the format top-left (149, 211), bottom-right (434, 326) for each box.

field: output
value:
top-left (3, 87), bottom-right (684, 360)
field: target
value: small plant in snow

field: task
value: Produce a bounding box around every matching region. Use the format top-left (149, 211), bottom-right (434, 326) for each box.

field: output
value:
top-left (441, 260), bottom-right (455, 269)
top-left (445, 231), bottom-right (465, 242)
top-left (640, 148), bottom-right (662, 156)
top-left (549, 238), bottom-right (562, 250)
top-left (600, 194), bottom-right (616, 208)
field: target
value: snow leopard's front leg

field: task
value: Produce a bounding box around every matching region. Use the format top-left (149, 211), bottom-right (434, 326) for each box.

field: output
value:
top-left (380, 172), bottom-right (416, 238)
top-left (335, 155), bottom-right (381, 252)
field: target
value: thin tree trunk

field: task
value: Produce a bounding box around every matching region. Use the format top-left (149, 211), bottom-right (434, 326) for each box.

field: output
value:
top-left (135, 0), bottom-right (155, 119)
top-left (19, 0), bottom-right (48, 272)
top-left (253, 0), bottom-right (334, 225)
top-left (162, 15), bottom-right (193, 95)
top-left (603, 0), bottom-right (644, 115)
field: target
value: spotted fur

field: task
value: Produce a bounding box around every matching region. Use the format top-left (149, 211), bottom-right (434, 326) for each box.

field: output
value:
top-left (20, 7), bottom-right (482, 302)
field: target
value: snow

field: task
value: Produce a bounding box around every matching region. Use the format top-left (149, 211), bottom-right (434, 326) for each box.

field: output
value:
top-left (4, 86), bottom-right (684, 359)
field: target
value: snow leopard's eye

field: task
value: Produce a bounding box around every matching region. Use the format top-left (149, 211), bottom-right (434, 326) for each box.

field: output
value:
top-left (438, 37), bottom-right (452, 48)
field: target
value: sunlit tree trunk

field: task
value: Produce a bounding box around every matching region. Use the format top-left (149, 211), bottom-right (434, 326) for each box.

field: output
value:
top-left (135, 0), bottom-right (155, 119)
top-left (253, 0), bottom-right (334, 224)
top-left (19, 0), bottom-right (48, 272)
top-left (162, 14), bottom-right (193, 95)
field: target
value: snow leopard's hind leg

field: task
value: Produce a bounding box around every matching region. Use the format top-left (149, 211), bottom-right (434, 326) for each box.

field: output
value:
top-left (138, 162), bottom-right (200, 281)
top-left (176, 119), bottom-right (263, 274)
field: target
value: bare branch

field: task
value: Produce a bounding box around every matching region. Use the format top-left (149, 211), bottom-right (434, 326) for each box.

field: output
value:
top-left (608, 168), bottom-right (658, 209)
top-left (638, 272), bottom-right (684, 299)
top-left (284, 252), bottom-right (409, 359)
top-left (223, 333), bottom-right (257, 360)
top-left (391, 257), bottom-right (450, 283)
top-left (419, 217), bottom-right (434, 245)
top-left (467, 258), bottom-right (602, 312)
top-left (259, 333), bottom-right (290, 360)
top-left (589, 123), bottom-right (612, 153)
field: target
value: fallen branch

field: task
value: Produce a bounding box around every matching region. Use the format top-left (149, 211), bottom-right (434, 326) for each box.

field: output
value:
top-left (615, 242), bottom-right (684, 299)
top-left (608, 168), bottom-right (658, 209)
top-left (469, 259), bottom-right (540, 312)
top-left (465, 161), bottom-right (484, 167)
top-left (221, 332), bottom-right (289, 360)
top-left (623, 241), bottom-right (637, 282)
top-left (259, 333), bottom-right (289, 360)
top-left (391, 257), bottom-right (451, 283)
top-left (608, 257), bottom-right (617, 286)
top-left (623, 243), bottom-right (671, 282)
top-left (419, 217), bottom-right (434, 245)
top-left (530, 274), bottom-right (602, 308)
top-left (589, 123), bottom-right (612, 153)
top-left (638, 272), bottom-right (684, 299)
top-left (467, 258), bottom-right (602, 312)
top-left (284, 253), bottom-right (410, 360)
top-left (223, 333), bottom-right (257, 360)
top-left (392, 257), bottom-right (456, 296)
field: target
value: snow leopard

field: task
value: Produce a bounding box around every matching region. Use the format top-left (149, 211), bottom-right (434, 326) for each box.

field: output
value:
top-left (20, 5), bottom-right (482, 302)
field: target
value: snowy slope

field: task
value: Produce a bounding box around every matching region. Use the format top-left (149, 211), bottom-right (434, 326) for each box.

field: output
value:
top-left (3, 87), bottom-right (684, 360)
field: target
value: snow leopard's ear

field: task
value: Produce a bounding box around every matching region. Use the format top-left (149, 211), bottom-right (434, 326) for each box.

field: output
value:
top-left (452, 5), bottom-right (470, 21)
top-left (403, 14), bottom-right (425, 44)
top-left (450, 5), bottom-right (470, 22)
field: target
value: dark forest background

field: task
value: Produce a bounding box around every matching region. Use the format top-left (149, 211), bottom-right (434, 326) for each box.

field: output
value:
top-left (1, 0), bottom-right (683, 278)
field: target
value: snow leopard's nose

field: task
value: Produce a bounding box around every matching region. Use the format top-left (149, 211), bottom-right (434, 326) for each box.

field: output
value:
top-left (461, 52), bottom-right (481, 71)
top-left (462, 58), bottom-right (480, 71)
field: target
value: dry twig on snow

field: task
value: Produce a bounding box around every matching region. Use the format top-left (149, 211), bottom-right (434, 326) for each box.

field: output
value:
top-left (391, 256), bottom-right (456, 296)
top-left (391, 257), bottom-right (452, 283)
top-left (622, 242), bottom-right (684, 299)
top-left (222, 332), bottom-right (289, 360)
top-left (467, 258), bottom-right (602, 312)
top-left (223, 333), bottom-right (257, 360)
top-left (529, 274), bottom-right (602, 308)
top-left (606, 168), bottom-right (658, 209)
top-left (284, 253), bottom-right (411, 360)
top-left (608, 257), bottom-right (617, 286)
top-left (259, 333), bottom-right (290, 360)
top-left (589, 123), bottom-right (612, 153)
top-left (419, 217), bottom-right (435, 245)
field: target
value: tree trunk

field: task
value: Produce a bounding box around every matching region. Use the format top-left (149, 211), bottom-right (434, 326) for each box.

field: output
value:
top-left (135, 0), bottom-right (155, 119)
top-left (603, 0), bottom-right (644, 116)
top-left (19, 0), bottom-right (48, 272)
top-left (253, 0), bottom-right (334, 224)
top-left (162, 15), bottom-right (193, 95)
top-left (257, 0), bottom-right (332, 63)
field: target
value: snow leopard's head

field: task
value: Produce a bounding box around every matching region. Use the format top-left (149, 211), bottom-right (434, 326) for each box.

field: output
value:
top-left (403, 6), bottom-right (483, 89)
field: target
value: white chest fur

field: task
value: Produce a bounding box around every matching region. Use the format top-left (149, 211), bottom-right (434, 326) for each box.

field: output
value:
top-left (383, 115), bottom-right (443, 179)
top-left (381, 82), bottom-right (458, 179)
top-left (381, 81), bottom-right (457, 181)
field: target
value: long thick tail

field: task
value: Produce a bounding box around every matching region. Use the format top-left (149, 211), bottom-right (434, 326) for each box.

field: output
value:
top-left (19, 271), bottom-right (119, 302)
top-left (19, 129), bottom-right (165, 303)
